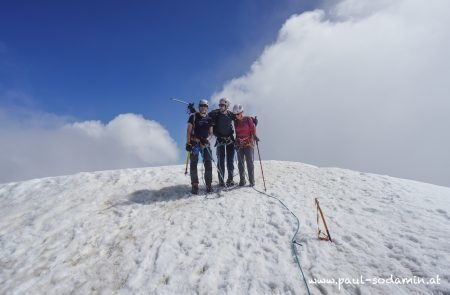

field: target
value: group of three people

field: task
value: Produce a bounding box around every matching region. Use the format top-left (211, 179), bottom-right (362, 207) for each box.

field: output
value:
top-left (186, 98), bottom-right (259, 194)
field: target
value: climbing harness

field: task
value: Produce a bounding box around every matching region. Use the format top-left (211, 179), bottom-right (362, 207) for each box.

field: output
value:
top-left (215, 136), bottom-right (234, 147)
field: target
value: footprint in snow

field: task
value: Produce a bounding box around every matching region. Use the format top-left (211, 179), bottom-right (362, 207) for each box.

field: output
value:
top-left (436, 209), bottom-right (450, 220)
top-left (362, 207), bottom-right (378, 213)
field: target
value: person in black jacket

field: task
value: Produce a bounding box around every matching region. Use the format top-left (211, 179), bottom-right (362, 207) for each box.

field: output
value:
top-left (208, 97), bottom-right (236, 187)
top-left (186, 99), bottom-right (214, 194)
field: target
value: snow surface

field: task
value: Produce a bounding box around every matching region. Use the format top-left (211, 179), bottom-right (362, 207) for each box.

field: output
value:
top-left (0, 161), bottom-right (449, 294)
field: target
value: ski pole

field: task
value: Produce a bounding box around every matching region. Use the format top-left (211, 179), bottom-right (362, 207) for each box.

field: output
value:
top-left (185, 151), bottom-right (190, 175)
top-left (255, 140), bottom-right (267, 191)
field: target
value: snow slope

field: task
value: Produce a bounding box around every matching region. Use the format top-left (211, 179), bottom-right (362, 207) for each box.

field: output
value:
top-left (0, 161), bottom-right (449, 294)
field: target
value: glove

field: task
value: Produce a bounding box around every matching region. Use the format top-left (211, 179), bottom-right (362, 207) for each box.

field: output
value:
top-left (254, 136), bottom-right (260, 142)
top-left (200, 138), bottom-right (209, 145)
top-left (252, 116), bottom-right (258, 126)
top-left (185, 143), bottom-right (192, 152)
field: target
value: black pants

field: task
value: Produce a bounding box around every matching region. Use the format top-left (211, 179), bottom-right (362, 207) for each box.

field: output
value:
top-left (216, 143), bottom-right (235, 183)
top-left (237, 146), bottom-right (254, 185)
top-left (190, 145), bottom-right (212, 186)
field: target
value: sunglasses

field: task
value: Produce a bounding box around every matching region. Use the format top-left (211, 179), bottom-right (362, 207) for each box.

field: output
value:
top-left (199, 104), bottom-right (208, 108)
top-left (219, 104), bottom-right (226, 107)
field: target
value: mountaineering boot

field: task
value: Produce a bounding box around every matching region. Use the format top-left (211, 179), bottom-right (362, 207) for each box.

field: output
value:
top-left (249, 175), bottom-right (255, 187)
top-left (219, 180), bottom-right (225, 187)
top-left (226, 179), bottom-right (235, 187)
top-left (206, 185), bottom-right (214, 193)
top-left (191, 183), bottom-right (199, 194)
top-left (239, 179), bottom-right (246, 186)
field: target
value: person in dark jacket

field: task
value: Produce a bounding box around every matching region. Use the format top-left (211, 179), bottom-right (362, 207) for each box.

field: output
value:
top-left (186, 99), bottom-right (214, 194)
top-left (233, 104), bottom-right (259, 186)
top-left (208, 97), bottom-right (236, 187)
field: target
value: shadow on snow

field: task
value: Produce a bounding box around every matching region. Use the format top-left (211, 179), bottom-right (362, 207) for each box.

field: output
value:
top-left (125, 184), bottom-right (193, 205)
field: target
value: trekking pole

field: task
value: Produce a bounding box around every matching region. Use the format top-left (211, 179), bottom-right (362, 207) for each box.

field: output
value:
top-left (255, 140), bottom-right (267, 191)
top-left (185, 151), bottom-right (190, 175)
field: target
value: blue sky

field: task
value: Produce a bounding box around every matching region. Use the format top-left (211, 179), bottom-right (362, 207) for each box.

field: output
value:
top-left (3, 0), bottom-right (449, 187)
top-left (0, 0), bottom-right (316, 154)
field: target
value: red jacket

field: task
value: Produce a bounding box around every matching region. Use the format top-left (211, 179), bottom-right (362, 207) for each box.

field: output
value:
top-left (234, 116), bottom-right (256, 142)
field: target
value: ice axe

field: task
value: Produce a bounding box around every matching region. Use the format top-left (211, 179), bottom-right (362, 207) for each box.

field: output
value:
top-left (171, 98), bottom-right (196, 113)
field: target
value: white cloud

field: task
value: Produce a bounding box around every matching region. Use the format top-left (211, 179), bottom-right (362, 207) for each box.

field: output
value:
top-left (213, 0), bottom-right (450, 187)
top-left (0, 106), bottom-right (179, 183)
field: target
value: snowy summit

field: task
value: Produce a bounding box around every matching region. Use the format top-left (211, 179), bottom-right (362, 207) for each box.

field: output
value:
top-left (0, 161), bottom-right (449, 294)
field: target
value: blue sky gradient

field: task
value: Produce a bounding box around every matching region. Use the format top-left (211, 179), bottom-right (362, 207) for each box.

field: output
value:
top-left (2, 1), bottom-right (450, 187)
top-left (0, 0), bottom-right (316, 159)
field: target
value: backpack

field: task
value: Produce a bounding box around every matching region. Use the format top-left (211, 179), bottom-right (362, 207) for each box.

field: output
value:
top-left (245, 116), bottom-right (256, 137)
top-left (245, 116), bottom-right (258, 127)
top-left (189, 112), bottom-right (201, 137)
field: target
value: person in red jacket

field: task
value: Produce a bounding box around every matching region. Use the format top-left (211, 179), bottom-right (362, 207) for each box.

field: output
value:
top-left (233, 104), bottom-right (259, 186)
